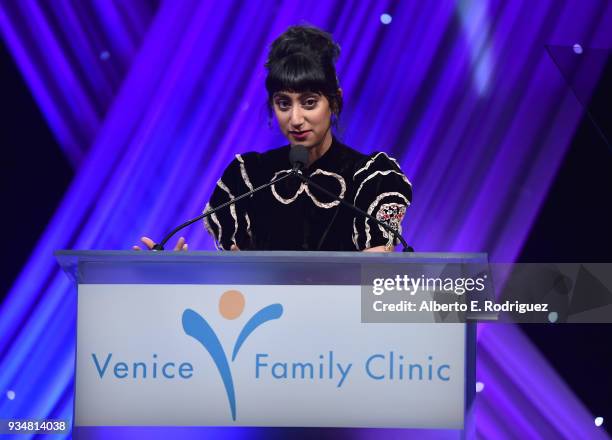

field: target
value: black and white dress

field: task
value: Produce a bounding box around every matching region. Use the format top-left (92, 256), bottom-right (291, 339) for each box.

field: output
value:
top-left (204, 137), bottom-right (412, 251)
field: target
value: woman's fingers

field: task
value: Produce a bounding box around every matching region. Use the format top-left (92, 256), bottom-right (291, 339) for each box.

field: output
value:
top-left (230, 244), bottom-right (240, 251)
top-left (140, 236), bottom-right (155, 249)
top-left (363, 245), bottom-right (392, 252)
top-left (134, 236), bottom-right (188, 251)
top-left (173, 237), bottom-right (186, 251)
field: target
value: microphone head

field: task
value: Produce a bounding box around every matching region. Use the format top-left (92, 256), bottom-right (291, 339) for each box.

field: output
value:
top-left (289, 144), bottom-right (309, 170)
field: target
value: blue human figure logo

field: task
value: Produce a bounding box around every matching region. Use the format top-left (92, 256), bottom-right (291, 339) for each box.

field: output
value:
top-left (182, 290), bottom-right (283, 421)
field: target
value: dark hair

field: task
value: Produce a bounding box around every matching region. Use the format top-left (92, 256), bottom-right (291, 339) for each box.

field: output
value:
top-left (265, 25), bottom-right (343, 116)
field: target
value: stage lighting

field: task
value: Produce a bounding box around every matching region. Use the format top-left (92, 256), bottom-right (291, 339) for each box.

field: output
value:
top-left (380, 13), bottom-right (392, 25)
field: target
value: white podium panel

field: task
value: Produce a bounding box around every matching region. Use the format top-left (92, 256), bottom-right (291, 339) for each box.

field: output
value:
top-left (76, 284), bottom-right (466, 428)
top-left (57, 251), bottom-right (482, 433)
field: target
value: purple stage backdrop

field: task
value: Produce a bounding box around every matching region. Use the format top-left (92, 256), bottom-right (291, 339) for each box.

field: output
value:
top-left (1, 0), bottom-right (611, 438)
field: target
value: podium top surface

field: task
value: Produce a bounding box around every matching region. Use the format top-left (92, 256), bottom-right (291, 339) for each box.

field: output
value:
top-left (55, 250), bottom-right (488, 285)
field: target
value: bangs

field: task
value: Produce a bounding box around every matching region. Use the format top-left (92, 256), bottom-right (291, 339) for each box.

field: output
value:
top-left (265, 53), bottom-right (334, 98)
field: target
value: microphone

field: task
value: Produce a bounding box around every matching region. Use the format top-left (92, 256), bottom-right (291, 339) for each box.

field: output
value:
top-left (289, 144), bottom-right (308, 171)
top-left (288, 145), bottom-right (414, 253)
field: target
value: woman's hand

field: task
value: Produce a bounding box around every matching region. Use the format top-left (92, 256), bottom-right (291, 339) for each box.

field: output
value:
top-left (230, 244), bottom-right (240, 251)
top-left (132, 236), bottom-right (188, 251)
top-left (363, 245), bottom-right (393, 252)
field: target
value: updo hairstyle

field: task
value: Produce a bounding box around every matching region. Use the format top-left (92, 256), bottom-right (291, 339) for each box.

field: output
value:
top-left (264, 25), bottom-right (343, 117)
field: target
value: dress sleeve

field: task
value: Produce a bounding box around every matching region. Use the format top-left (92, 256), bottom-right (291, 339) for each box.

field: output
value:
top-left (204, 153), bottom-right (255, 250)
top-left (351, 152), bottom-right (412, 250)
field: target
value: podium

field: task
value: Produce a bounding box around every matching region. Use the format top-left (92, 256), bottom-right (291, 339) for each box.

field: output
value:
top-left (56, 250), bottom-right (482, 437)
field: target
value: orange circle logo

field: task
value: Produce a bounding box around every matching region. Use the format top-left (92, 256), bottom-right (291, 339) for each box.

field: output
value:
top-left (218, 290), bottom-right (245, 320)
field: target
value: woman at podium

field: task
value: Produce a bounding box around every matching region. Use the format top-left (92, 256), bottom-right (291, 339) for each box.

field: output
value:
top-left (205, 25), bottom-right (412, 252)
top-left (136, 25), bottom-right (412, 252)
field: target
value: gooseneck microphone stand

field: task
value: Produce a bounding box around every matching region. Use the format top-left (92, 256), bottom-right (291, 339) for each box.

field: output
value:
top-left (151, 172), bottom-right (295, 251)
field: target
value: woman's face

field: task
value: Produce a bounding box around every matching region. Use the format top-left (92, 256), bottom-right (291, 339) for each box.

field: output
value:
top-left (272, 91), bottom-right (332, 148)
